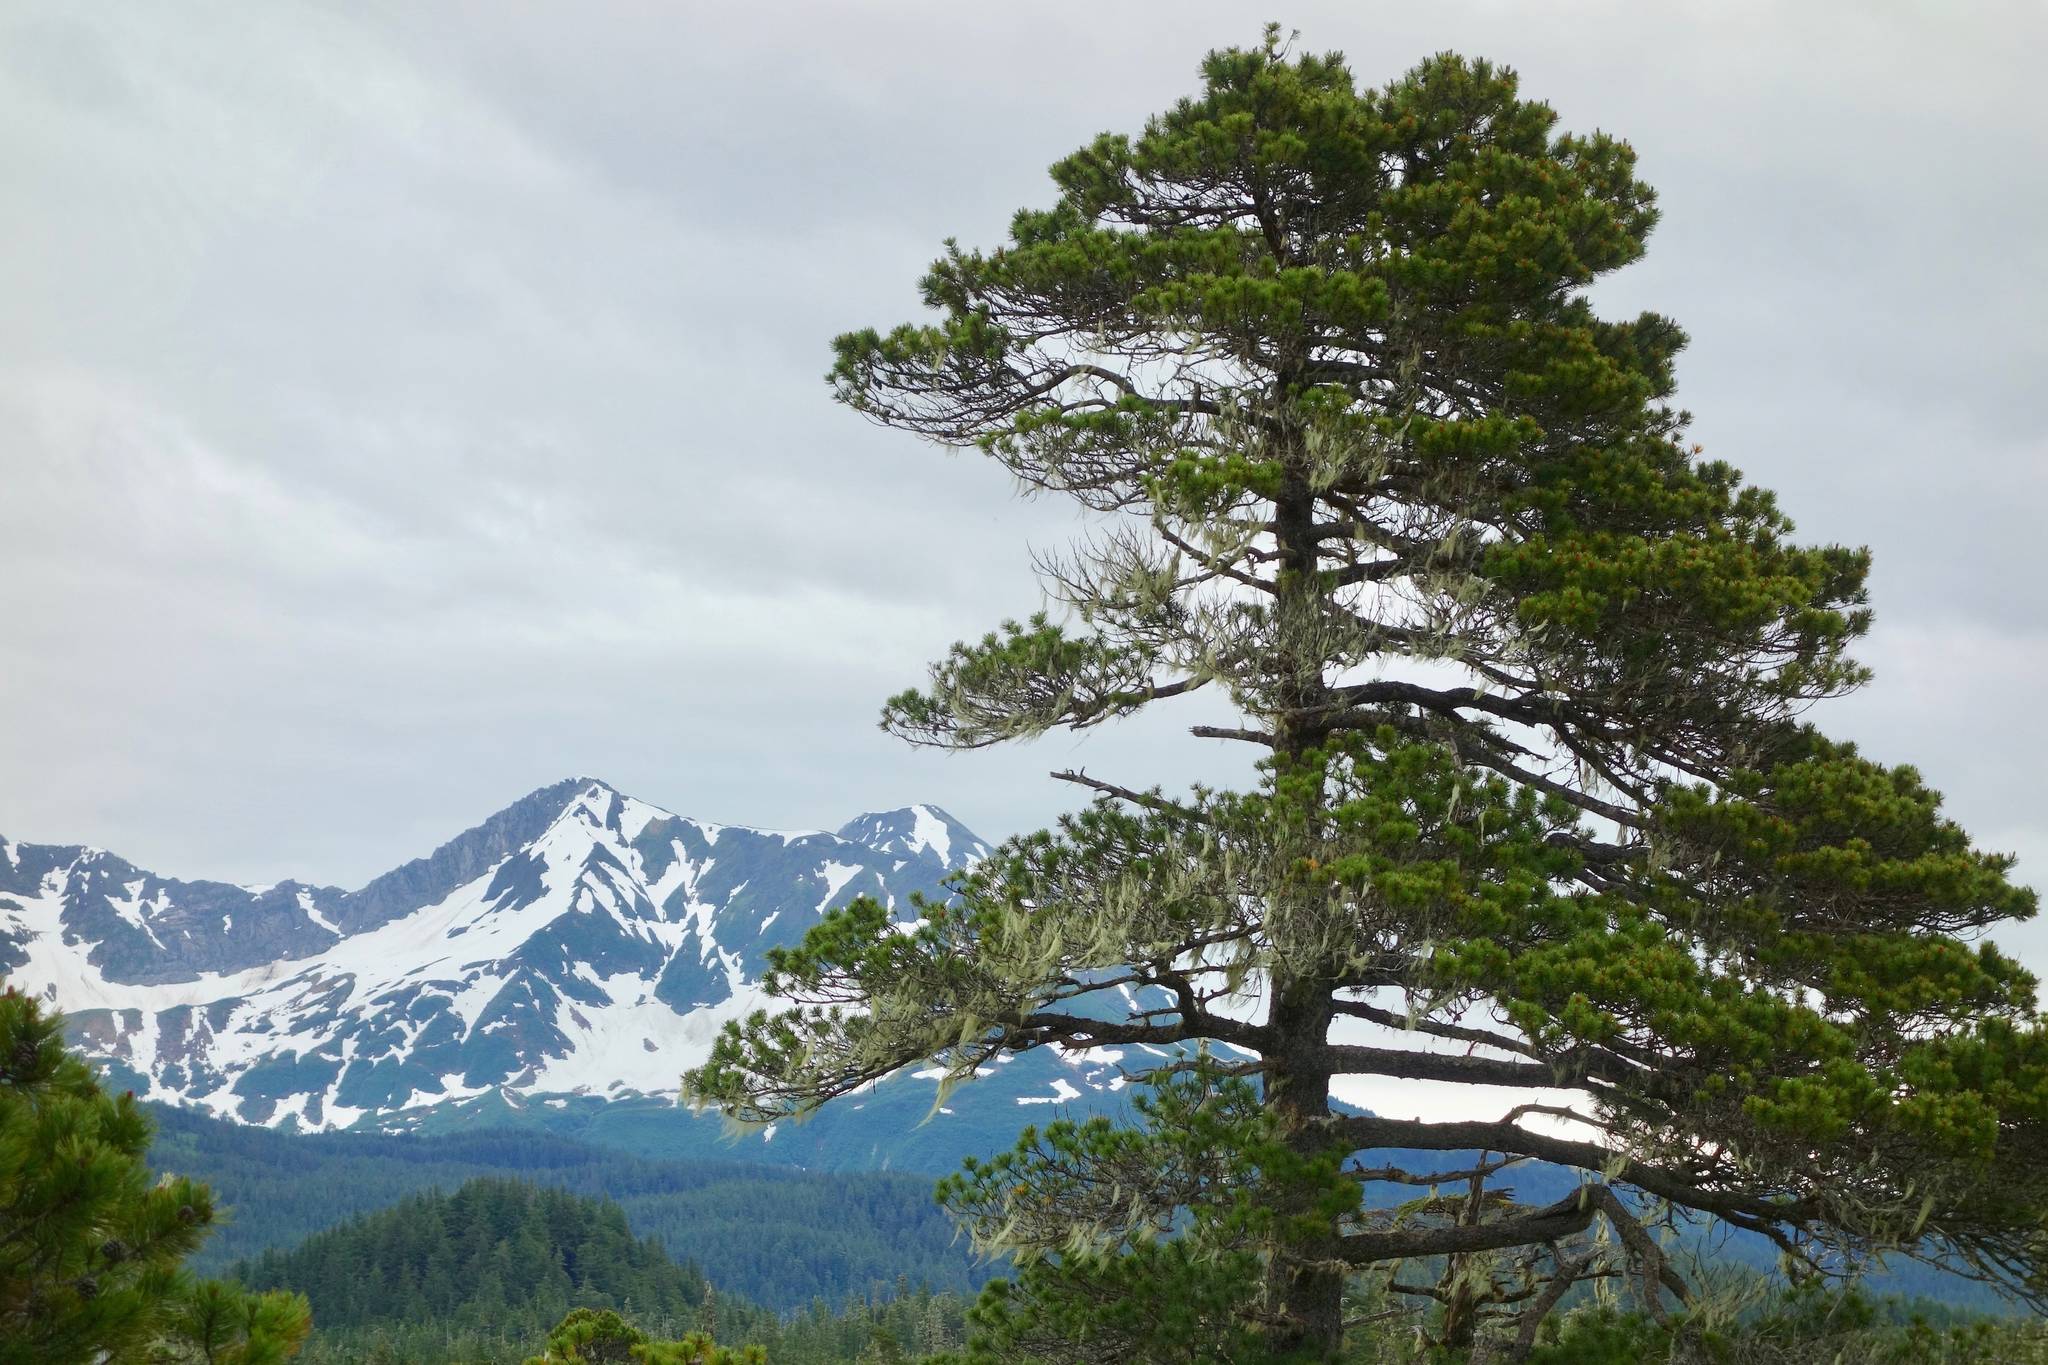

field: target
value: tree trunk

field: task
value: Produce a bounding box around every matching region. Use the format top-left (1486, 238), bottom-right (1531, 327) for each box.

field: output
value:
top-left (1264, 977), bottom-right (1345, 1358)
top-left (1263, 464), bottom-right (1347, 1359)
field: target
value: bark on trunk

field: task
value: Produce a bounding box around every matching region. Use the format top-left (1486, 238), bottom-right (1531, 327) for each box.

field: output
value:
top-left (1264, 979), bottom-right (1345, 1358)
top-left (1263, 464), bottom-right (1347, 1359)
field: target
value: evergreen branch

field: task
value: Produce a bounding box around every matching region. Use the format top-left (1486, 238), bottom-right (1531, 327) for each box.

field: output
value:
top-left (1327, 1113), bottom-right (1820, 1230)
top-left (1049, 771), bottom-right (1207, 822)
top-left (1337, 1189), bottom-right (1603, 1263)
top-left (1011, 1008), bottom-right (1265, 1054)
top-left (1318, 1041), bottom-right (1622, 1093)
top-left (1346, 1156), bottom-right (1525, 1186)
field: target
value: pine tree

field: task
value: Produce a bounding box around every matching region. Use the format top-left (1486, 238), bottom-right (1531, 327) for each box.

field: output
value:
top-left (938, 1067), bottom-right (1330, 1365)
top-left (149, 1278), bottom-right (313, 1365)
top-left (685, 27), bottom-right (2048, 1360)
top-left (527, 1307), bottom-right (645, 1365)
top-left (0, 987), bottom-right (310, 1364)
top-left (524, 1306), bottom-right (765, 1365)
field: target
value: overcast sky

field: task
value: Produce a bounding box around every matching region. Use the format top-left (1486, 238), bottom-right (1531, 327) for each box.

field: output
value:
top-left (1, 1), bottom-right (2042, 968)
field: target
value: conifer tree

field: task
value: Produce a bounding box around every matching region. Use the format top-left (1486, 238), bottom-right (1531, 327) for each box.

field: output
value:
top-left (150, 1278), bottom-right (313, 1365)
top-left (525, 1305), bottom-right (764, 1365)
top-left (0, 988), bottom-right (310, 1365)
top-left (686, 28), bottom-right (2048, 1359)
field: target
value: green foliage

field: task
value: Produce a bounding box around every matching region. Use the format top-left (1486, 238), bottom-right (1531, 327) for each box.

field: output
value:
top-left (528, 1308), bottom-right (651, 1364)
top-left (1523, 1284), bottom-right (2048, 1365)
top-left (524, 1305), bottom-right (765, 1364)
top-left (0, 987), bottom-right (309, 1365)
top-left (230, 1170), bottom-right (973, 1365)
top-left (148, 1277), bottom-right (314, 1365)
top-left (149, 1102), bottom-right (987, 1312)
top-left (536, 1305), bottom-right (768, 1363)
top-left (688, 21), bottom-right (2048, 1360)
top-left (939, 1065), bottom-right (1356, 1364)
top-left (287, 1274), bottom-right (973, 1365)
top-left (234, 1178), bottom-right (728, 1341)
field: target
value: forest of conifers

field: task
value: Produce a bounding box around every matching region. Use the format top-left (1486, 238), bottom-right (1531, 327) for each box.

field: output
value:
top-left (148, 1104), bottom-right (988, 1312)
top-left (230, 1178), bottom-right (974, 1365)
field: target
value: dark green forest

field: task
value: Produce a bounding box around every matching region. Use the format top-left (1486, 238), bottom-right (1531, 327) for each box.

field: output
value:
top-left (235, 1179), bottom-right (716, 1340)
top-left (148, 1102), bottom-right (990, 1312)
top-left (232, 1177), bottom-right (971, 1365)
top-left (227, 1172), bottom-right (2047, 1365)
top-left (150, 1093), bottom-right (2044, 1363)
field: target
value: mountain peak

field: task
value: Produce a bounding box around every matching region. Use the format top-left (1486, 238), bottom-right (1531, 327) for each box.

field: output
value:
top-left (528, 774), bottom-right (615, 810)
top-left (5, 778), bottom-right (1026, 1136)
top-left (335, 777), bottom-right (626, 934)
top-left (836, 805), bottom-right (989, 869)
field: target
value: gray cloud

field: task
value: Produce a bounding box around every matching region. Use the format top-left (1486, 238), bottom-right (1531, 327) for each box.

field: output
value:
top-left (0, 2), bottom-right (2040, 980)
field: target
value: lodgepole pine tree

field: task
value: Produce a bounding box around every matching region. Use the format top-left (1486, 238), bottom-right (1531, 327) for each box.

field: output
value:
top-left (524, 1305), bottom-right (765, 1365)
top-left (685, 28), bottom-right (2048, 1359)
top-left (0, 988), bottom-right (310, 1365)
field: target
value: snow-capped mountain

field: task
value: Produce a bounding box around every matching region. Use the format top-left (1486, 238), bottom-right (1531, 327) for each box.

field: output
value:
top-left (0, 778), bottom-right (1141, 1157)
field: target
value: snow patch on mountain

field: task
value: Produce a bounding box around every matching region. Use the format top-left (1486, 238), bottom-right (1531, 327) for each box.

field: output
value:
top-left (1, 779), bottom-right (1133, 1143)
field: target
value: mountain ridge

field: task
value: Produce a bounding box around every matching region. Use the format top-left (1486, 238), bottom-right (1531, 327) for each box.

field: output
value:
top-left (0, 778), bottom-right (1063, 1144)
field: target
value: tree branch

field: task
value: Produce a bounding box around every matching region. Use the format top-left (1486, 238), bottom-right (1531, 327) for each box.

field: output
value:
top-left (1190, 724), bottom-right (1274, 746)
top-left (1012, 1007), bottom-right (1266, 1053)
top-left (1339, 1191), bottom-right (1599, 1263)
top-left (1320, 1041), bottom-right (1618, 1093)
top-left (1050, 770), bottom-right (1205, 821)
top-left (1328, 1112), bottom-right (1817, 1229)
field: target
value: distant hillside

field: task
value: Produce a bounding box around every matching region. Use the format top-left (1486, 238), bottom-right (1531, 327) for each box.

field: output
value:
top-left (148, 1101), bottom-right (990, 1312)
top-left (238, 1175), bottom-right (975, 1365)
top-left (235, 1179), bottom-right (713, 1338)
